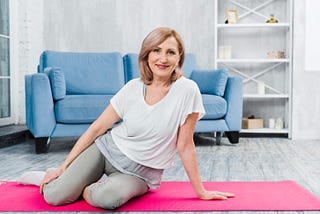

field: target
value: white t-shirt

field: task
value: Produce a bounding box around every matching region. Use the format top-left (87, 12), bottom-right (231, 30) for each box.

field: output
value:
top-left (110, 77), bottom-right (205, 169)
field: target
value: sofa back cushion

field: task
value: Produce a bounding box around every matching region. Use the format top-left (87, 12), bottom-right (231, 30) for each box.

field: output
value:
top-left (182, 53), bottom-right (198, 78)
top-left (190, 69), bottom-right (228, 96)
top-left (38, 51), bottom-right (125, 95)
top-left (123, 53), bottom-right (140, 82)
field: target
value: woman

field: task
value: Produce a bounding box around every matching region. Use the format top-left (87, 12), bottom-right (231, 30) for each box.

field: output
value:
top-left (39, 27), bottom-right (234, 209)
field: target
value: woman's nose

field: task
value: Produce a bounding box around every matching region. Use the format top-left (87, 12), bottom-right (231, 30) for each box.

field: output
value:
top-left (159, 53), bottom-right (168, 63)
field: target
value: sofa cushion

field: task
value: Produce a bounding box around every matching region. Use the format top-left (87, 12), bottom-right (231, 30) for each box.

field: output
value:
top-left (55, 95), bottom-right (113, 123)
top-left (201, 94), bottom-right (227, 120)
top-left (44, 67), bottom-right (66, 100)
top-left (123, 53), bottom-right (140, 82)
top-left (190, 69), bottom-right (228, 96)
top-left (182, 53), bottom-right (198, 78)
top-left (39, 51), bottom-right (125, 95)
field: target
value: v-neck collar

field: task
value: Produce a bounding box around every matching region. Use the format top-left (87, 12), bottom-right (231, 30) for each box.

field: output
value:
top-left (142, 77), bottom-right (182, 108)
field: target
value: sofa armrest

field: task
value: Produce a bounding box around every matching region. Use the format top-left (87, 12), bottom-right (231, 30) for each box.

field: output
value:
top-left (25, 73), bottom-right (56, 137)
top-left (224, 77), bottom-right (243, 131)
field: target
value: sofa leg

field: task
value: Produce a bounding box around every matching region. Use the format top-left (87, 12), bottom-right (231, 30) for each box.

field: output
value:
top-left (35, 137), bottom-right (50, 154)
top-left (215, 132), bottom-right (222, 145)
top-left (225, 131), bottom-right (240, 144)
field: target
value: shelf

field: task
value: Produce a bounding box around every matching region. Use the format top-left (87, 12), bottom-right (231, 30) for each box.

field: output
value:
top-left (215, 0), bottom-right (292, 138)
top-left (244, 94), bottom-right (289, 99)
top-left (0, 34), bottom-right (10, 39)
top-left (217, 23), bottom-right (291, 29)
top-left (217, 59), bottom-right (290, 63)
top-left (241, 128), bottom-right (289, 134)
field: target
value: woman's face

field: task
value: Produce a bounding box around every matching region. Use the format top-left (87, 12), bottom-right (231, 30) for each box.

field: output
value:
top-left (147, 36), bottom-right (180, 81)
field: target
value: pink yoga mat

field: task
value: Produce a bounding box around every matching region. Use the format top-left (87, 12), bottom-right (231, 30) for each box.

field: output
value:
top-left (0, 180), bottom-right (319, 212)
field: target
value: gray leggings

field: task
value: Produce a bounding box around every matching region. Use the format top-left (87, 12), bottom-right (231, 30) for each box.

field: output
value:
top-left (43, 143), bottom-right (148, 209)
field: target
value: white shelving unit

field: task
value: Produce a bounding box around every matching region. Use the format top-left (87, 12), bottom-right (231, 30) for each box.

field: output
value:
top-left (214, 0), bottom-right (293, 137)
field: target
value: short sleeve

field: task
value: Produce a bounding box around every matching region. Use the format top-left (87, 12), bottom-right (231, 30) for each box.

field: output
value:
top-left (179, 80), bottom-right (205, 126)
top-left (110, 79), bottom-right (137, 118)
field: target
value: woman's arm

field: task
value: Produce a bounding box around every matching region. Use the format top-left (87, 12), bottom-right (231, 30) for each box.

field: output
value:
top-left (60, 104), bottom-right (120, 169)
top-left (40, 104), bottom-right (120, 193)
top-left (177, 113), bottom-right (234, 200)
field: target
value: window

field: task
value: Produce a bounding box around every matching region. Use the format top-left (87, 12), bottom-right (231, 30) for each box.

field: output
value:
top-left (0, 0), bottom-right (11, 125)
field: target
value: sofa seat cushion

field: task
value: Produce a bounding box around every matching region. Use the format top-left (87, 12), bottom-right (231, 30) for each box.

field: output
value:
top-left (55, 95), bottom-right (113, 123)
top-left (201, 94), bottom-right (227, 120)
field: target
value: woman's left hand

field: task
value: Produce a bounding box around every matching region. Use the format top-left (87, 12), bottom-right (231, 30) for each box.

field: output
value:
top-left (198, 190), bottom-right (235, 200)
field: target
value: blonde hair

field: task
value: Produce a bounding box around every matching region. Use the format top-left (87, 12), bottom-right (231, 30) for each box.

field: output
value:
top-left (139, 27), bottom-right (185, 85)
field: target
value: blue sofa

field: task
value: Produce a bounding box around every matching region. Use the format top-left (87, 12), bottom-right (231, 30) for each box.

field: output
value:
top-left (25, 51), bottom-right (243, 153)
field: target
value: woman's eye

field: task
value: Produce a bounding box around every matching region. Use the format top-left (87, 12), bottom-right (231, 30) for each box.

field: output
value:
top-left (168, 51), bottom-right (176, 55)
top-left (153, 49), bottom-right (160, 53)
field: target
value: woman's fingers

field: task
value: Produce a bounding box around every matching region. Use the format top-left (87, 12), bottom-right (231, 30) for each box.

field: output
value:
top-left (39, 169), bottom-right (63, 194)
top-left (211, 191), bottom-right (234, 200)
top-left (199, 190), bottom-right (235, 200)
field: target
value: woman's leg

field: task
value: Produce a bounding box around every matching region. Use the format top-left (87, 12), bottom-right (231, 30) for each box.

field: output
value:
top-left (84, 171), bottom-right (149, 209)
top-left (43, 143), bottom-right (105, 205)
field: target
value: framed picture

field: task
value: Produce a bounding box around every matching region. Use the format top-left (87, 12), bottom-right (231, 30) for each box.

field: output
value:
top-left (226, 9), bottom-right (238, 24)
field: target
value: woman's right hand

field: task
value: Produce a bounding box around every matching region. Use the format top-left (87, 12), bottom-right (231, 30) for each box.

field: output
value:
top-left (40, 167), bottom-right (65, 194)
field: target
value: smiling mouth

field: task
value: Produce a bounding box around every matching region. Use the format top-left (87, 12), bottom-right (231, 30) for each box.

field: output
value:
top-left (156, 64), bottom-right (169, 69)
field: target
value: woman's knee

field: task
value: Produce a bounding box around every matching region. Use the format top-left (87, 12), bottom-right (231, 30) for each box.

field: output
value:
top-left (43, 143), bottom-right (105, 206)
top-left (86, 185), bottom-right (125, 209)
top-left (87, 176), bottom-right (148, 209)
top-left (43, 181), bottom-right (77, 206)
top-left (99, 193), bottom-right (125, 210)
top-left (43, 184), bottom-right (66, 205)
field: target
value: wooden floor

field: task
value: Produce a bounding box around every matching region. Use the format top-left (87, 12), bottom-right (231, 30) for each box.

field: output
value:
top-left (0, 134), bottom-right (319, 214)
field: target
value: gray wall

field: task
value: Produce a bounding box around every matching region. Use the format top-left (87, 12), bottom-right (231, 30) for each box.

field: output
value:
top-left (14, 0), bottom-right (320, 140)
top-left (292, 0), bottom-right (320, 140)
top-left (43, 0), bottom-right (215, 68)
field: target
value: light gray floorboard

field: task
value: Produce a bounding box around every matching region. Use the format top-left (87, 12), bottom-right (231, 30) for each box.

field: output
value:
top-left (0, 136), bottom-right (319, 214)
